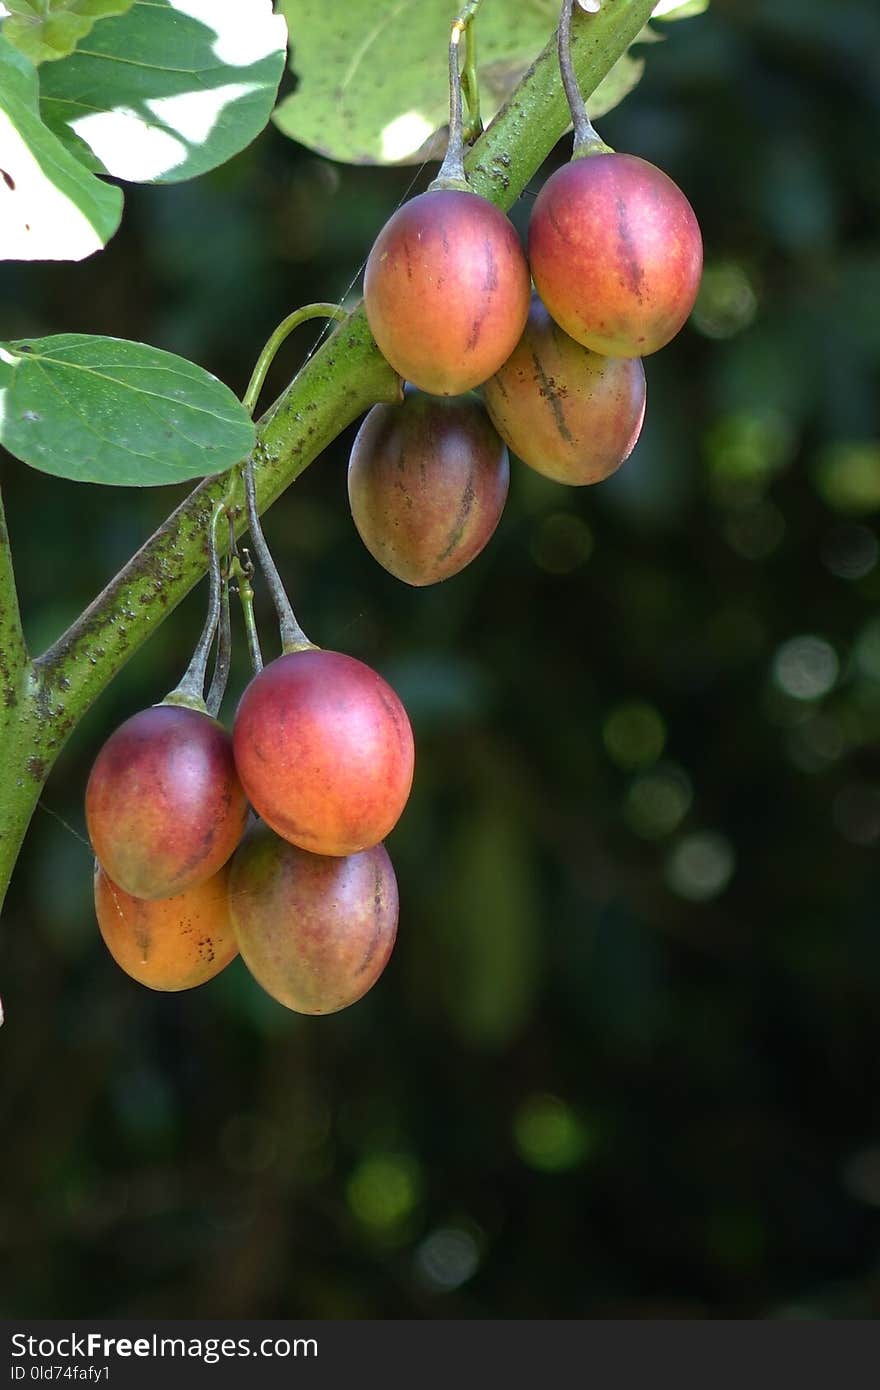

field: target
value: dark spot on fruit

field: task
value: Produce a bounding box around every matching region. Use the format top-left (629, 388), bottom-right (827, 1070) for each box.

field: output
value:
top-left (547, 205), bottom-right (570, 244)
top-left (356, 867), bottom-right (386, 974)
top-left (437, 473), bottom-right (476, 563)
top-left (0, 170), bottom-right (14, 191)
top-left (615, 195), bottom-right (645, 302)
top-left (530, 350), bottom-right (573, 444)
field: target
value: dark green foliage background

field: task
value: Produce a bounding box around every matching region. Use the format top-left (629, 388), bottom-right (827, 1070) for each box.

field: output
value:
top-left (2, 0), bottom-right (880, 1317)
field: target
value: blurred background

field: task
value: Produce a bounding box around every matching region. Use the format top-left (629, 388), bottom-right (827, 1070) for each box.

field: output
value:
top-left (2, 0), bottom-right (880, 1318)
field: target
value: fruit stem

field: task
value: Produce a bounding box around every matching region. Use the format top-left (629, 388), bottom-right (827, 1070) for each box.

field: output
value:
top-left (232, 551), bottom-right (263, 676)
top-left (430, 16), bottom-right (472, 192)
top-left (162, 501), bottom-right (226, 711)
top-left (244, 455), bottom-right (314, 655)
top-left (559, 0), bottom-right (614, 157)
top-left (206, 557), bottom-right (232, 718)
top-left (460, 1), bottom-right (484, 142)
top-left (243, 303), bottom-right (348, 418)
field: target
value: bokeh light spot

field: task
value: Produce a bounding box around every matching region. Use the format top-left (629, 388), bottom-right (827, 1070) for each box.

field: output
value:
top-left (814, 442), bottom-right (880, 515)
top-left (347, 1153), bottom-right (423, 1232)
top-left (415, 1227), bottom-right (481, 1291)
top-left (692, 261), bottom-right (758, 339)
top-left (603, 701), bottom-right (667, 770)
top-left (724, 501), bottom-right (786, 560)
top-left (704, 410), bottom-right (793, 501)
top-left (513, 1094), bottom-right (591, 1173)
top-left (820, 524), bottom-right (878, 581)
top-left (666, 832), bottom-right (735, 902)
top-left (772, 636), bottom-right (839, 701)
top-left (624, 764), bottom-right (693, 839)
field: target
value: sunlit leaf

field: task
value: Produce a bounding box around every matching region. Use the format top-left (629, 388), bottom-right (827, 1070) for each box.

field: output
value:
top-left (651, 0), bottom-right (709, 19)
top-left (38, 0), bottom-right (288, 184)
top-left (0, 34), bottom-right (121, 260)
top-left (0, 334), bottom-right (255, 484)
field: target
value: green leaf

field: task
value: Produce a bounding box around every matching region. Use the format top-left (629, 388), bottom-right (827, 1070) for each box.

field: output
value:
top-left (1, 1), bottom-right (134, 66)
top-left (0, 34), bottom-right (121, 260)
top-left (0, 335), bottom-right (255, 485)
top-left (273, 0), bottom-right (702, 166)
top-left (651, 0), bottom-right (709, 19)
top-left (586, 50), bottom-right (645, 119)
top-left (38, 0), bottom-right (288, 184)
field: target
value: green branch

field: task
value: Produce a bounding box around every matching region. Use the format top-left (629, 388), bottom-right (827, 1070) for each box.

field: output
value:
top-left (0, 478), bottom-right (42, 903)
top-left (0, 479), bottom-right (28, 692)
top-left (0, 0), bottom-right (658, 910)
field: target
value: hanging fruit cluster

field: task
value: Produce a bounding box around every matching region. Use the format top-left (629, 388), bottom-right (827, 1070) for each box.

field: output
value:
top-left (353, 0), bottom-right (701, 574)
top-left (88, 484), bottom-right (411, 1016)
top-left (86, 1), bottom-right (702, 1016)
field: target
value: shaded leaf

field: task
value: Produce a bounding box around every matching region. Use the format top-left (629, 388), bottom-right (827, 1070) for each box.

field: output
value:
top-left (0, 34), bottom-right (121, 260)
top-left (38, 0), bottom-right (288, 184)
top-left (588, 50), bottom-right (646, 119)
top-left (0, 1), bottom-right (134, 65)
top-left (0, 334), bottom-right (255, 484)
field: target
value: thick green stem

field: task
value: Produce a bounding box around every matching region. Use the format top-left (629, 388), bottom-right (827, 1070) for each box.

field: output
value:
top-left (0, 0), bottom-right (657, 913)
top-left (0, 481), bottom-right (41, 901)
top-left (0, 683), bottom-right (47, 909)
top-left (0, 481), bottom-right (28, 684)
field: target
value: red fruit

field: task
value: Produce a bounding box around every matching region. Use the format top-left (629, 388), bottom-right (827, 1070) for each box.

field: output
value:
top-left (348, 388), bottom-right (509, 585)
top-left (85, 703), bottom-right (248, 901)
top-left (94, 862), bottom-right (237, 991)
top-left (228, 823), bottom-right (398, 1015)
top-left (528, 153), bottom-right (703, 357)
top-left (482, 294), bottom-right (646, 485)
top-left (232, 649), bottom-right (414, 857)
top-left (364, 188), bottom-right (531, 395)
